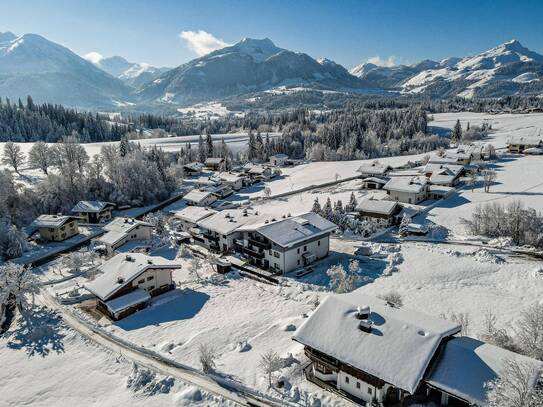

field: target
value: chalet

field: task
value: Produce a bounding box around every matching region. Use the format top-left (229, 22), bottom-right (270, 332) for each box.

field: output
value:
top-left (235, 212), bottom-right (337, 274)
top-left (293, 293), bottom-right (462, 405)
top-left (182, 190), bottom-right (218, 207)
top-left (269, 153), bottom-right (288, 166)
top-left (183, 162), bottom-right (204, 176)
top-left (31, 214), bottom-right (79, 242)
top-left (423, 163), bottom-right (464, 187)
top-left (428, 185), bottom-right (455, 200)
top-left (205, 184), bottom-right (234, 199)
top-left (196, 176), bottom-right (223, 188)
top-left (204, 157), bottom-right (226, 170)
top-left (215, 172), bottom-right (246, 191)
top-left (429, 153), bottom-right (470, 166)
top-left (355, 199), bottom-right (402, 226)
top-left (196, 208), bottom-right (263, 252)
top-left (243, 163), bottom-right (273, 182)
top-left (384, 176), bottom-right (429, 204)
top-left (84, 253), bottom-right (182, 320)
top-left (172, 206), bottom-right (217, 233)
top-left (360, 177), bottom-right (388, 190)
top-left (72, 201), bottom-right (115, 224)
top-left (507, 135), bottom-right (542, 153)
top-left (357, 162), bottom-right (392, 178)
top-left (97, 217), bottom-right (154, 255)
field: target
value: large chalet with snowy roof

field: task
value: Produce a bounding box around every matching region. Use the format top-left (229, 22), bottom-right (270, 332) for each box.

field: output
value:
top-left (293, 293), bottom-right (543, 406)
top-left (72, 201), bottom-right (115, 224)
top-left (84, 253), bottom-right (182, 320)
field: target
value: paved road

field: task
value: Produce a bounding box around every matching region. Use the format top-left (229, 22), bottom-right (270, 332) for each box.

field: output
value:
top-left (39, 290), bottom-right (288, 407)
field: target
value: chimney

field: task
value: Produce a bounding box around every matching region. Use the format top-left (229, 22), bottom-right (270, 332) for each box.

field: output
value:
top-left (147, 259), bottom-right (153, 264)
top-left (356, 305), bottom-right (370, 320)
top-left (125, 255), bottom-right (133, 262)
top-left (117, 277), bottom-right (125, 284)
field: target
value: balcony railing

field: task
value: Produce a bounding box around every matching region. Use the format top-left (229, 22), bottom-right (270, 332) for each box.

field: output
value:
top-left (203, 233), bottom-right (220, 242)
top-left (248, 237), bottom-right (271, 249)
top-left (241, 246), bottom-right (265, 259)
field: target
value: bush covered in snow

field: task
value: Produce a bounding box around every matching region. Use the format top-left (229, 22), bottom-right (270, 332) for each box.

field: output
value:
top-left (126, 363), bottom-right (174, 396)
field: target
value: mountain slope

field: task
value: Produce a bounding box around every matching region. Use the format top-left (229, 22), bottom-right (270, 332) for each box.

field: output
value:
top-left (137, 38), bottom-right (374, 105)
top-left (88, 55), bottom-right (170, 88)
top-left (0, 33), bottom-right (132, 109)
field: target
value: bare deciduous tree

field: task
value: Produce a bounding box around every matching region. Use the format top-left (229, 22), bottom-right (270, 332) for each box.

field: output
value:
top-left (2, 142), bottom-right (25, 174)
top-left (259, 349), bottom-right (283, 388)
top-left (378, 291), bottom-right (403, 308)
top-left (28, 141), bottom-right (50, 174)
top-left (0, 262), bottom-right (39, 315)
top-left (515, 304), bottom-right (543, 361)
top-left (198, 343), bottom-right (217, 374)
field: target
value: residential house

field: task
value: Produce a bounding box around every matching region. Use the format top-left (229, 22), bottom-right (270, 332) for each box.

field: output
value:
top-left (293, 293), bottom-right (462, 405)
top-left (357, 162), bottom-right (392, 178)
top-left (243, 163), bottom-right (273, 182)
top-left (205, 184), bottom-right (234, 199)
top-left (196, 208), bottom-right (263, 252)
top-left (429, 153), bottom-right (470, 166)
top-left (31, 214), bottom-right (79, 242)
top-left (507, 135), bottom-right (542, 153)
top-left (97, 217), bottom-right (154, 255)
top-left (269, 153), bottom-right (288, 166)
top-left (235, 212), bottom-right (337, 274)
top-left (428, 185), bottom-right (455, 200)
top-left (84, 253), bottom-right (182, 320)
top-left (360, 177), bottom-right (388, 190)
top-left (204, 157), bottom-right (226, 171)
top-left (183, 162), bottom-right (204, 176)
top-left (355, 199), bottom-right (402, 226)
top-left (182, 190), bottom-right (218, 207)
top-left (72, 201), bottom-right (115, 224)
top-left (196, 176), bottom-right (222, 188)
top-left (172, 206), bottom-right (217, 233)
top-left (423, 163), bottom-right (464, 187)
top-left (384, 176), bottom-right (429, 204)
top-left (215, 172), bottom-right (246, 191)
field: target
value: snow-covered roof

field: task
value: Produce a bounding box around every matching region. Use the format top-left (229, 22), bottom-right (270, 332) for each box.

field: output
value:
top-left (293, 293), bottom-right (461, 394)
top-left (105, 288), bottom-right (151, 315)
top-left (429, 174), bottom-right (456, 186)
top-left (507, 135), bottom-right (542, 146)
top-left (84, 253), bottom-right (181, 300)
top-left (217, 172), bottom-right (245, 183)
top-left (183, 190), bottom-right (216, 204)
top-left (248, 165), bottom-right (270, 175)
top-left (423, 163), bottom-right (464, 176)
top-left (72, 201), bottom-right (115, 213)
top-left (183, 161), bottom-right (204, 170)
top-left (196, 176), bottom-right (222, 186)
top-left (98, 218), bottom-right (153, 246)
top-left (255, 212), bottom-right (337, 248)
top-left (428, 156), bottom-right (462, 165)
top-left (426, 337), bottom-right (543, 406)
top-left (523, 147), bottom-right (543, 154)
top-left (114, 240), bottom-right (152, 253)
top-left (172, 206), bottom-right (217, 223)
top-left (197, 208), bottom-right (264, 235)
top-left (384, 176), bottom-right (428, 194)
top-left (428, 185), bottom-right (455, 195)
top-left (356, 199), bottom-right (400, 216)
top-left (32, 214), bottom-right (78, 228)
top-left (357, 162), bottom-right (391, 175)
top-left (205, 157), bottom-right (225, 165)
top-left (270, 153), bottom-right (288, 159)
top-left (361, 177), bottom-right (388, 184)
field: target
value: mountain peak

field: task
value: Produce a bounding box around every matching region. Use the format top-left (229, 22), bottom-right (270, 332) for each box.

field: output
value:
top-left (238, 37), bottom-right (276, 47)
top-left (0, 32), bottom-right (17, 43)
top-left (229, 37), bottom-right (282, 62)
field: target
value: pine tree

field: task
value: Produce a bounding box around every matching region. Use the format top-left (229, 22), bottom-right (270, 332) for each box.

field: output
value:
top-left (198, 135), bottom-right (206, 162)
top-left (312, 197), bottom-right (321, 214)
top-left (452, 119), bottom-right (462, 143)
top-left (347, 192), bottom-right (358, 212)
top-left (206, 130), bottom-right (213, 157)
top-left (322, 197), bottom-right (333, 220)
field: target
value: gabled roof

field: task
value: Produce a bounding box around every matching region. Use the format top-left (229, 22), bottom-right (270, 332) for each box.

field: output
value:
top-left (426, 337), bottom-right (543, 406)
top-left (32, 214), bottom-right (78, 228)
top-left (293, 293), bottom-right (461, 394)
top-left (172, 206), bottom-right (217, 224)
top-left (72, 201), bottom-right (115, 213)
top-left (507, 135), bottom-right (542, 146)
top-left (183, 189), bottom-right (216, 204)
top-left (255, 212), bottom-right (337, 248)
top-left (217, 172), bottom-right (245, 183)
top-left (358, 162), bottom-right (392, 175)
top-left (205, 157), bottom-right (225, 165)
top-left (248, 165), bottom-right (270, 175)
top-left (356, 199), bottom-right (400, 216)
top-left (197, 208), bottom-right (263, 235)
top-left (423, 163), bottom-right (464, 177)
top-left (361, 177), bottom-right (388, 184)
top-left (99, 217), bottom-right (153, 246)
top-left (183, 162), bottom-right (204, 171)
top-left (84, 253), bottom-right (181, 300)
top-left (384, 176), bottom-right (428, 194)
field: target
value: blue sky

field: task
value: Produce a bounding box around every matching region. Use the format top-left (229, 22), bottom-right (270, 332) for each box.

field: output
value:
top-left (1, 0), bottom-right (542, 68)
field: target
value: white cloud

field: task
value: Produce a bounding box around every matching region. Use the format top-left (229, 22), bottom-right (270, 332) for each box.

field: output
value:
top-left (366, 55), bottom-right (397, 67)
top-left (84, 51), bottom-right (104, 65)
top-left (179, 30), bottom-right (229, 56)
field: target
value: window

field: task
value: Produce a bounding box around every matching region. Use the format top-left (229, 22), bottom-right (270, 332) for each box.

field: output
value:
top-left (304, 245), bottom-right (307, 251)
top-left (356, 382), bottom-right (360, 389)
top-left (269, 250), bottom-right (272, 255)
top-left (274, 251), bottom-right (279, 258)
top-left (146, 276), bottom-right (154, 281)
top-left (297, 248), bottom-right (300, 254)
top-left (345, 376), bottom-right (349, 384)
top-left (368, 387), bottom-right (372, 395)
top-left (318, 241), bottom-right (321, 246)
top-left (138, 279), bottom-right (145, 284)
top-left (297, 260), bottom-right (300, 265)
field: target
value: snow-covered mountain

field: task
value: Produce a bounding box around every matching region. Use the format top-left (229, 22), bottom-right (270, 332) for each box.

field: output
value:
top-left (87, 55), bottom-right (170, 88)
top-left (0, 32), bottom-right (132, 109)
top-left (352, 40), bottom-right (543, 98)
top-left (137, 38), bottom-right (374, 105)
